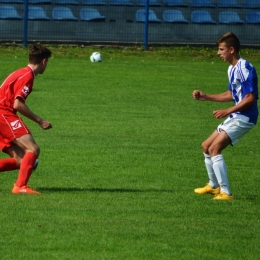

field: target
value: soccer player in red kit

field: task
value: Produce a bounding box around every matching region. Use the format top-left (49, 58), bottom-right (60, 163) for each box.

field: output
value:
top-left (0, 44), bottom-right (52, 194)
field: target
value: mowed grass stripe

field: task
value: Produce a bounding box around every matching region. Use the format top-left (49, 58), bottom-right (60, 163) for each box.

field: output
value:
top-left (0, 46), bottom-right (259, 260)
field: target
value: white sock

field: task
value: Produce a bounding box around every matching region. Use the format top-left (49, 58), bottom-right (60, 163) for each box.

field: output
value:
top-left (204, 153), bottom-right (219, 188)
top-left (211, 154), bottom-right (231, 195)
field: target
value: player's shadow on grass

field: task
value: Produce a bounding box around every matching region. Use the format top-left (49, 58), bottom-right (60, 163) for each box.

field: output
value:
top-left (244, 195), bottom-right (259, 201)
top-left (38, 187), bottom-right (174, 193)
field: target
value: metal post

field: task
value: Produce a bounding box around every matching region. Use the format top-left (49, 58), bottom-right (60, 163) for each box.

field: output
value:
top-left (23, 0), bottom-right (29, 48)
top-left (144, 0), bottom-right (149, 50)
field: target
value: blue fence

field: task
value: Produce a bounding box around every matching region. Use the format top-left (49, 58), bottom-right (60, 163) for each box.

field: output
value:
top-left (0, 0), bottom-right (259, 48)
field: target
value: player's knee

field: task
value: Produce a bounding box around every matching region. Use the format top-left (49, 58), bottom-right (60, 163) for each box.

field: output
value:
top-left (35, 146), bottom-right (40, 156)
top-left (30, 145), bottom-right (40, 157)
top-left (13, 156), bottom-right (22, 168)
top-left (208, 145), bottom-right (219, 157)
top-left (201, 141), bottom-right (209, 153)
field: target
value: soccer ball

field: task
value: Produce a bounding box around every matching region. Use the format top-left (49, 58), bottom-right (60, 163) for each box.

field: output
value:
top-left (90, 52), bottom-right (102, 62)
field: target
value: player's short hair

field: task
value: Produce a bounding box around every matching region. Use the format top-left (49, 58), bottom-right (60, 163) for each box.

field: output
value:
top-left (29, 44), bottom-right (52, 64)
top-left (216, 32), bottom-right (240, 53)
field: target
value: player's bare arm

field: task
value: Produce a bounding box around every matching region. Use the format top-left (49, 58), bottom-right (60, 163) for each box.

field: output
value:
top-left (193, 90), bottom-right (233, 102)
top-left (13, 98), bottom-right (52, 130)
top-left (213, 92), bottom-right (256, 119)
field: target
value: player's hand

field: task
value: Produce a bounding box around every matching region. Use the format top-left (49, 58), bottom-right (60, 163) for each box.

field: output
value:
top-left (213, 109), bottom-right (229, 119)
top-left (39, 120), bottom-right (52, 130)
top-left (193, 90), bottom-right (206, 100)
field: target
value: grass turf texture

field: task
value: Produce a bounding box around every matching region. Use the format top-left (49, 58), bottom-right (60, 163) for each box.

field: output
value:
top-left (0, 45), bottom-right (260, 259)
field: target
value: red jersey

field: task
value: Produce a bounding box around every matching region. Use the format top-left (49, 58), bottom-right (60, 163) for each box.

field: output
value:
top-left (0, 66), bottom-right (34, 114)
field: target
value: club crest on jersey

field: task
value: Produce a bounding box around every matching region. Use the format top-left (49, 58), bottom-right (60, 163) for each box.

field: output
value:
top-left (22, 86), bottom-right (30, 96)
top-left (11, 120), bottom-right (22, 130)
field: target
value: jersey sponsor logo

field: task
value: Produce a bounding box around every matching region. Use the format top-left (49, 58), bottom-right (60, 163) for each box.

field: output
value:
top-left (22, 86), bottom-right (30, 96)
top-left (11, 120), bottom-right (22, 130)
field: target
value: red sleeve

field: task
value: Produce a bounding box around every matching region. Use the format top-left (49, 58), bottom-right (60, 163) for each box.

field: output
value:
top-left (14, 72), bottom-right (34, 101)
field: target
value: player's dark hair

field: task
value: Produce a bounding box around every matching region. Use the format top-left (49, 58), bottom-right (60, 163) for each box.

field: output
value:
top-left (29, 44), bottom-right (52, 64)
top-left (216, 32), bottom-right (240, 53)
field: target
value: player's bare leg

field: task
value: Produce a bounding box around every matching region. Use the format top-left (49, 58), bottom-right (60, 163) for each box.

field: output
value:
top-left (3, 143), bottom-right (25, 167)
top-left (195, 130), bottom-right (234, 199)
top-left (11, 134), bottom-right (40, 194)
top-left (197, 130), bottom-right (221, 191)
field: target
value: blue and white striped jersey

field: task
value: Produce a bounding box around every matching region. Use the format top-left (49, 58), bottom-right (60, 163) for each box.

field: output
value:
top-left (228, 58), bottom-right (259, 124)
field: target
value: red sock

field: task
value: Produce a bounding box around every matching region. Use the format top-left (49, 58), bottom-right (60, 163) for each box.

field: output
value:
top-left (15, 152), bottom-right (38, 187)
top-left (0, 158), bottom-right (18, 172)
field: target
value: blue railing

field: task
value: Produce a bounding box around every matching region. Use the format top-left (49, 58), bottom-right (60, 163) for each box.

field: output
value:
top-left (0, 0), bottom-right (259, 48)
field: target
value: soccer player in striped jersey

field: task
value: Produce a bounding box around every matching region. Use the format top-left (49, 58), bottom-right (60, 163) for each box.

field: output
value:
top-left (0, 44), bottom-right (52, 194)
top-left (192, 32), bottom-right (258, 200)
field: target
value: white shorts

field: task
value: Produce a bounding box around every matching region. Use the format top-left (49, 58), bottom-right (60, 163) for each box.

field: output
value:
top-left (217, 115), bottom-right (255, 145)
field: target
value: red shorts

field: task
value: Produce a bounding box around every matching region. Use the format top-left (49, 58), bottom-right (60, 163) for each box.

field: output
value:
top-left (0, 113), bottom-right (31, 151)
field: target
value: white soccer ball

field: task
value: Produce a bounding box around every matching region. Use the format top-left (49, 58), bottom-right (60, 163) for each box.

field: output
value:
top-left (90, 52), bottom-right (102, 62)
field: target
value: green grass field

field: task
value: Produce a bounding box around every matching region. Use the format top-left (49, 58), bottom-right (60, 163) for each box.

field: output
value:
top-left (0, 45), bottom-right (259, 260)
